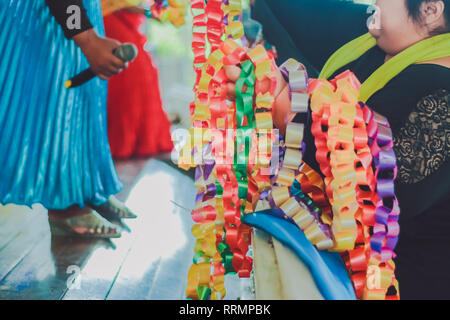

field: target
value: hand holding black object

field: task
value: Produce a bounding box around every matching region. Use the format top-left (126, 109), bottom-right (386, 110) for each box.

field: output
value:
top-left (73, 29), bottom-right (125, 80)
top-left (66, 31), bottom-right (138, 88)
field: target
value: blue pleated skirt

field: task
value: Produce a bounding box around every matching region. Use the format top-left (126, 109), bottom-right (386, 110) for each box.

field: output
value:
top-left (0, 0), bottom-right (123, 210)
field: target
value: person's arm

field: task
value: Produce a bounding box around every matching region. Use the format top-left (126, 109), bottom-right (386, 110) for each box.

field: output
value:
top-left (45, 0), bottom-right (93, 39)
top-left (252, 0), bottom-right (370, 72)
top-left (224, 63), bottom-right (291, 135)
top-left (250, 0), bottom-right (319, 76)
top-left (393, 90), bottom-right (450, 220)
top-left (123, 6), bottom-right (147, 15)
top-left (45, 0), bottom-right (126, 80)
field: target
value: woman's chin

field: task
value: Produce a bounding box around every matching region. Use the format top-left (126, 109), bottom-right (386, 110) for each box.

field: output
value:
top-left (369, 28), bottom-right (381, 39)
top-left (369, 30), bottom-right (386, 52)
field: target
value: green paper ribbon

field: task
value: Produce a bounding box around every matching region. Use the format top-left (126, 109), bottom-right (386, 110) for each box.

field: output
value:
top-left (193, 251), bottom-right (207, 264)
top-left (234, 60), bottom-right (256, 208)
top-left (292, 180), bottom-right (322, 216)
top-left (215, 180), bottom-right (223, 196)
top-left (197, 286), bottom-right (211, 300)
top-left (217, 240), bottom-right (236, 274)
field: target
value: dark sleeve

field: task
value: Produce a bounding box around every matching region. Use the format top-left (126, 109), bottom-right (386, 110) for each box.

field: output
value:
top-left (393, 89), bottom-right (450, 220)
top-left (45, 0), bottom-right (93, 39)
top-left (251, 0), bottom-right (320, 76)
top-left (252, 0), bottom-right (370, 72)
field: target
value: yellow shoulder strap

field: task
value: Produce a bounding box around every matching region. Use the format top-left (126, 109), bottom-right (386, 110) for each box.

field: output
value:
top-left (319, 33), bottom-right (377, 80)
top-left (319, 32), bottom-right (450, 102)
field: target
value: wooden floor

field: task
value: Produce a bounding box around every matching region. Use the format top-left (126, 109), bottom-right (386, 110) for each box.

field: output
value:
top-left (0, 158), bottom-right (249, 300)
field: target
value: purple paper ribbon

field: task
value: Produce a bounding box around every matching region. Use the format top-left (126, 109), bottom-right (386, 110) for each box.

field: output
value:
top-left (360, 103), bottom-right (400, 261)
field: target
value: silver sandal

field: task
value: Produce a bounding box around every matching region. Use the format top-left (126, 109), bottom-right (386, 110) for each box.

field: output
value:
top-left (91, 196), bottom-right (137, 220)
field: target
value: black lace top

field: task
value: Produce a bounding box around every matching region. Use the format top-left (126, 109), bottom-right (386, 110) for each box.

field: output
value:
top-left (395, 89), bottom-right (449, 185)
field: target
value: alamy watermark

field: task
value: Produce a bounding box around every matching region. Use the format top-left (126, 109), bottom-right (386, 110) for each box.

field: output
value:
top-left (171, 128), bottom-right (281, 176)
top-left (66, 5), bottom-right (81, 31)
top-left (366, 265), bottom-right (382, 290)
top-left (367, 5), bottom-right (382, 30)
top-left (66, 265), bottom-right (82, 290)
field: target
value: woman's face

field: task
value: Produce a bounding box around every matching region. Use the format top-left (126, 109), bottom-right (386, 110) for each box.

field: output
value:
top-left (370, 0), bottom-right (427, 56)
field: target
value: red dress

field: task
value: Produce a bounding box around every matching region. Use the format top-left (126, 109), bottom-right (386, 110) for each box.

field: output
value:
top-left (104, 10), bottom-right (173, 158)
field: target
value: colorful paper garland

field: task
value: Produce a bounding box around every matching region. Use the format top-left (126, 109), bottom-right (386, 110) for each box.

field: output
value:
top-left (182, 0), bottom-right (401, 301)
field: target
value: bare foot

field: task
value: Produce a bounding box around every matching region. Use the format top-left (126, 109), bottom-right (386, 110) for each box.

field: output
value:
top-left (48, 206), bottom-right (122, 238)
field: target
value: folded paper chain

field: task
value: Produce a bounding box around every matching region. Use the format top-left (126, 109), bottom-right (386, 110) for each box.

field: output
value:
top-left (185, 30), bottom-right (277, 298)
top-left (308, 71), bottom-right (400, 300)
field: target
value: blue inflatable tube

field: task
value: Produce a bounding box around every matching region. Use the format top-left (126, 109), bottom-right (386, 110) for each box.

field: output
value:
top-left (243, 211), bottom-right (356, 300)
